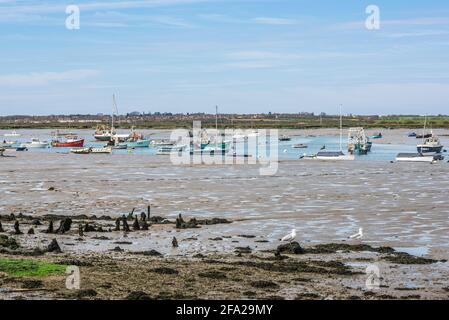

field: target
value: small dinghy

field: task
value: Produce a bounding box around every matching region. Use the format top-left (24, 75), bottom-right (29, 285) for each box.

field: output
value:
top-left (70, 146), bottom-right (112, 154)
top-left (293, 143), bottom-right (308, 149)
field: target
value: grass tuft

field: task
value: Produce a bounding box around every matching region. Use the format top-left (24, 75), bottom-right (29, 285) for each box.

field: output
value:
top-left (0, 258), bottom-right (66, 277)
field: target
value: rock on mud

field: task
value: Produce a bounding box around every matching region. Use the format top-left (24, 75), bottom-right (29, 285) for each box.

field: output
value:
top-left (47, 239), bottom-right (62, 253)
top-left (276, 241), bottom-right (305, 255)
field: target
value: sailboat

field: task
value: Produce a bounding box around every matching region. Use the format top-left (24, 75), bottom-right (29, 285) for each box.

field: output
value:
top-left (313, 105), bottom-right (354, 161)
top-left (94, 95), bottom-right (129, 142)
top-left (194, 106), bottom-right (230, 154)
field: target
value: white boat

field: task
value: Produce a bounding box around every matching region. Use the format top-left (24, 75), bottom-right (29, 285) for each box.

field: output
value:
top-left (417, 135), bottom-right (443, 154)
top-left (21, 138), bottom-right (49, 148)
top-left (232, 130), bottom-right (260, 141)
top-left (156, 145), bottom-right (186, 155)
top-left (151, 140), bottom-right (176, 147)
top-left (416, 117), bottom-right (443, 154)
top-left (70, 146), bottom-right (113, 154)
top-left (4, 131), bottom-right (21, 138)
top-left (395, 153), bottom-right (444, 163)
top-left (312, 151), bottom-right (355, 161)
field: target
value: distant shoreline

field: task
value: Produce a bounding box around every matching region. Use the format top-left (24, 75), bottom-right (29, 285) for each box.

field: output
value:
top-left (1, 114), bottom-right (449, 130)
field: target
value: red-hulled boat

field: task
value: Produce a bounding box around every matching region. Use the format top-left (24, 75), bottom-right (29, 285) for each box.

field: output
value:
top-left (51, 138), bottom-right (84, 148)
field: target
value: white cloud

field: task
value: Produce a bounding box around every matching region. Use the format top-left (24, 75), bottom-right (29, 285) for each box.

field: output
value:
top-left (0, 69), bottom-right (100, 86)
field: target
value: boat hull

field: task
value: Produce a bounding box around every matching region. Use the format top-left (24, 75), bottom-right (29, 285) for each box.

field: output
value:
top-left (417, 145), bottom-right (443, 154)
top-left (312, 151), bottom-right (355, 161)
top-left (121, 139), bottom-right (151, 148)
top-left (21, 142), bottom-right (48, 148)
top-left (396, 153), bottom-right (444, 163)
top-left (52, 139), bottom-right (84, 148)
top-left (94, 134), bottom-right (112, 141)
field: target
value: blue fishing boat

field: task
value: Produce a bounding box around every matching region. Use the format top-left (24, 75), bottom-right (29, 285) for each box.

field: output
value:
top-left (117, 129), bottom-right (150, 149)
top-left (371, 133), bottom-right (383, 139)
top-left (122, 139), bottom-right (151, 148)
top-left (408, 132), bottom-right (417, 137)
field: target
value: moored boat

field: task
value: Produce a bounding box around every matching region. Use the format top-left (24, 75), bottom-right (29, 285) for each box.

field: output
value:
top-left (51, 138), bottom-right (84, 148)
top-left (293, 143), bottom-right (308, 149)
top-left (312, 151), bottom-right (355, 161)
top-left (21, 138), bottom-right (49, 149)
top-left (156, 145), bottom-right (186, 155)
top-left (4, 130), bottom-right (21, 138)
top-left (70, 146), bottom-right (113, 154)
top-left (348, 127), bottom-right (372, 155)
top-left (417, 135), bottom-right (443, 154)
top-left (279, 135), bottom-right (291, 142)
top-left (117, 130), bottom-right (150, 148)
top-left (396, 153), bottom-right (444, 163)
top-left (151, 140), bottom-right (176, 147)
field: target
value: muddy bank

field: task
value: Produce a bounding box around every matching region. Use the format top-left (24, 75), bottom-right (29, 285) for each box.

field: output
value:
top-left (1, 239), bottom-right (448, 300)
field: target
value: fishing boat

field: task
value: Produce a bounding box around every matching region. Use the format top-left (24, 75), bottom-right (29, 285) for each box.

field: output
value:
top-left (408, 132), bottom-right (417, 137)
top-left (417, 134), bottom-right (443, 154)
top-left (371, 133), bottom-right (383, 139)
top-left (156, 145), bottom-right (186, 155)
top-left (279, 135), bottom-right (291, 142)
top-left (21, 138), bottom-right (49, 149)
top-left (348, 128), bottom-right (372, 155)
top-left (293, 143), bottom-right (308, 149)
top-left (117, 129), bottom-right (150, 149)
top-left (4, 131), bottom-right (21, 138)
top-left (15, 146), bottom-right (28, 152)
top-left (94, 125), bottom-right (115, 141)
top-left (396, 153), bottom-right (444, 163)
top-left (51, 137), bottom-right (84, 148)
top-left (416, 116), bottom-right (443, 154)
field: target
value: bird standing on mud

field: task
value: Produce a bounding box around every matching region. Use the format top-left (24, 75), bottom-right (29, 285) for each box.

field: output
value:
top-left (349, 228), bottom-right (363, 240)
top-left (280, 229), bottom-right (296, 242)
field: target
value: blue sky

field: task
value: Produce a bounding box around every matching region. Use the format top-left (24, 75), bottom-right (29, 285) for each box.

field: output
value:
top-left (1, 0), bottom-right (449, 115)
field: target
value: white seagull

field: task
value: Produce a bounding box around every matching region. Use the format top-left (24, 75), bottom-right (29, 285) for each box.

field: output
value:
top-left (349, 228), bottom-right (363, 240)
top-left (281, 229), bottom-right (296, 242)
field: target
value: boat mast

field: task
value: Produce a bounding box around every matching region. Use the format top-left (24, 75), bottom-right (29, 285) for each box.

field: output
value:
top-left (215, 105), bottom-right (219, 145)
top-left (339, 104), bottom-right (343, 151)
top-left (112, 94), bottom-right (116, 133)
top-left (422, 114), bottom-right (427, 144)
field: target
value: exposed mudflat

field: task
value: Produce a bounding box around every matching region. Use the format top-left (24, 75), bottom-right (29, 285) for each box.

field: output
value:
top-left (1, 129), bottom-right (449, 300)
